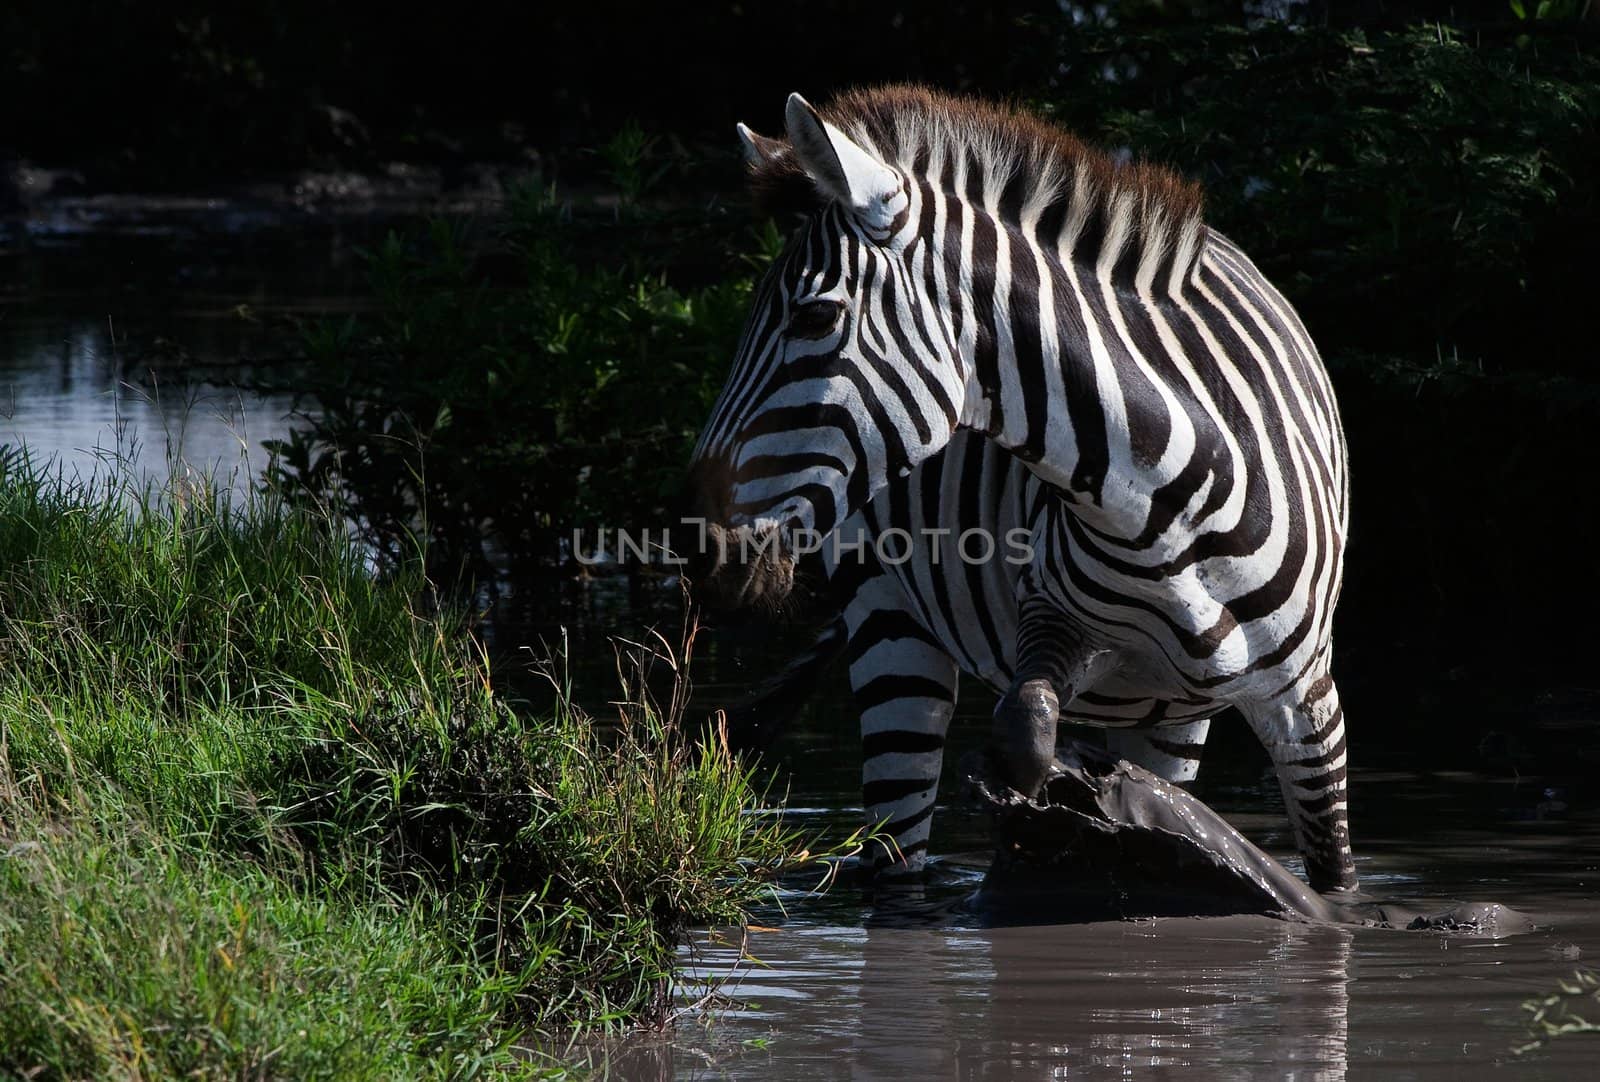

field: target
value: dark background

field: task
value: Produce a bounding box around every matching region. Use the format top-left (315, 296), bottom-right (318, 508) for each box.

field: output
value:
top-left (5, 1), bottom-right (1578, 180)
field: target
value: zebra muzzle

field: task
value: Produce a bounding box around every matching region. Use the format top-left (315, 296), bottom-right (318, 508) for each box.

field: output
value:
top-left (686, 521), bottom-right (796, 612)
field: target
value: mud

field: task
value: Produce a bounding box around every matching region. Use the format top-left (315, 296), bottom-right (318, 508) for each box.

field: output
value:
top-left (963, 741), bottom-right (1535, 937)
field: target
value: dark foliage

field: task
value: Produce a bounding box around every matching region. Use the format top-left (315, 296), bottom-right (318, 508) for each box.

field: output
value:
top-left (266, 183), bottom-right (772, 585)
top-left (7, 3), bottom-right (1575, 185)
top-left (1, 1), bottom-right (1064, 186)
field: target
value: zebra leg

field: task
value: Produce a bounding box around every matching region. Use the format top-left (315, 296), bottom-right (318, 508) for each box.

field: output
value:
top-left (1239, 675), bottom-right (1358, 894)
top-left (992, 595), bottom-right (1113, 799)
top-left (1106, 719), bottom-right (1213, 784)
top-left (843, 589), bottom-right (960, 876)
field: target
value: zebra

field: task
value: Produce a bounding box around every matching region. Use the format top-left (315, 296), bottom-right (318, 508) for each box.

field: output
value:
top-left (728, 428), bottom-right (1219, 876)
top-left (686, 86), bottom-right (1356, 893)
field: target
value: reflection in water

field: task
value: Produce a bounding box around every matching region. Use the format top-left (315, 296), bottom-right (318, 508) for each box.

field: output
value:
top-left (668, 914), bottom-right (1364, 1081)
top-left (854, 926), bottom-right (992, 1080)
top-left (0, 320), bottom-right (297, 496)
top-left (665, 881), bottom-right (1600, 1082)
top-left (860, 919), bottom-right (1353, 1081)
top-left (1, 191), bottom-right (402, 497)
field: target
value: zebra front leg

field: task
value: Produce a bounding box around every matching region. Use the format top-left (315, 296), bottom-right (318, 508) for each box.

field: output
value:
top-left (1240, 675), bottom-right (1358, 894)
top-left (845, 611), bottom-right (960, 877)
top-left (992, 596), bottom-right (1112, 799)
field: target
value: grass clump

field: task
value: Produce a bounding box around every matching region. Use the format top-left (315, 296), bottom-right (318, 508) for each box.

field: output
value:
top-left (0, 450), bottom-right (833, 1079)
top-left (1516, 969), bottom-right (1600, 1055)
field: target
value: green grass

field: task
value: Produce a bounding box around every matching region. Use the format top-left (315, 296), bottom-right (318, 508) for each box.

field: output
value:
top-left (0, 450), bottom-right (838, 1080)
top-left (0, 787), bottom-right (533, 1081)
top-left (1517, 969), bottom-right (1600, 1055)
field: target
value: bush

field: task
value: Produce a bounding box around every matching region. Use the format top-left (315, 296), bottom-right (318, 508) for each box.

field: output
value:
top-left (268, 178), bottom-right (776, 584)
top-left (0, 794), bottom-right (537, 1082)
top-left (1036, 21), bottom-right (1600, 370)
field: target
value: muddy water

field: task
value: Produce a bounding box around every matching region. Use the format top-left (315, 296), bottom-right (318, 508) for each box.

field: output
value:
top-left (623, 754), bottom-right (1600, 1080)
top-left (557, 681), bottom-right (1600, 1081)
top-left (5, 199), bottom-right (1598, 1080)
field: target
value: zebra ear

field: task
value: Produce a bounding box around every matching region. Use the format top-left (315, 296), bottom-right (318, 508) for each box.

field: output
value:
top-left (783, 93), bottom-right (903, 232)
top-left (736, 122), bottom-right (788, 168)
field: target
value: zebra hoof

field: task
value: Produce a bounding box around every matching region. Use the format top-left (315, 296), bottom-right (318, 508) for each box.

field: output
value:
top-left (1308, 867), bottom-right (1361, 896)
top-left (1318, 883), bottom-right (1366, 906)
top-left (992, 678), bottom-right (1060, 799)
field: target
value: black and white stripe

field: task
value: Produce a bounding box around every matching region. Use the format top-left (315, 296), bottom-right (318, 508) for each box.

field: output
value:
top-left (692, 87), bottom-right (1355, 892)
top-left (817, 431), bottom-right (1216, 869)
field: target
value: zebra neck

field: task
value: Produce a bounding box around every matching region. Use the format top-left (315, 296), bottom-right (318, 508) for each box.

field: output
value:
top-left (953, 215), bottom-right (1212, 541)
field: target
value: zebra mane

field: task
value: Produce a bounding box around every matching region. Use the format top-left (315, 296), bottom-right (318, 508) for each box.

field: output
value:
top-left (748, 84), bottom-right (1208, 296)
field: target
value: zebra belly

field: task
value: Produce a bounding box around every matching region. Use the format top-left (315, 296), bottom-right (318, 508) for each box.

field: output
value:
top-left (849, 431), bottom-right (1226, 732)
top-left (1067, 674), bottom-right (1224, 729)
top-left (1032, 496), bottom-right (1334, 706)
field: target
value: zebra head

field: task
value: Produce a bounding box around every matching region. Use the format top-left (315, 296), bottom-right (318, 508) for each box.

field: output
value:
top-left (686, 93), bottom-right (966, 609)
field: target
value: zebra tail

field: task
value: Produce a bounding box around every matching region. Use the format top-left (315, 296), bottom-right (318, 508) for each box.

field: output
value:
top-left (720, 618), bottom-right (846, 753)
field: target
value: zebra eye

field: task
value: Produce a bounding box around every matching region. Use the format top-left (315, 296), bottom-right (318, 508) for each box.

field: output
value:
top-left (786, 300), bottom-right (843, 340)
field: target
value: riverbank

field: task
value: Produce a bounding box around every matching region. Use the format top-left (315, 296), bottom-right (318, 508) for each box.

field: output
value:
top-left (0, 453), bottom-right (829, 1079)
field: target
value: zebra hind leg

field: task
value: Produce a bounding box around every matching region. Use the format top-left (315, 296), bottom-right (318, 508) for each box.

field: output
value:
top-left (1240, 675), bottom-right (1358, 894)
